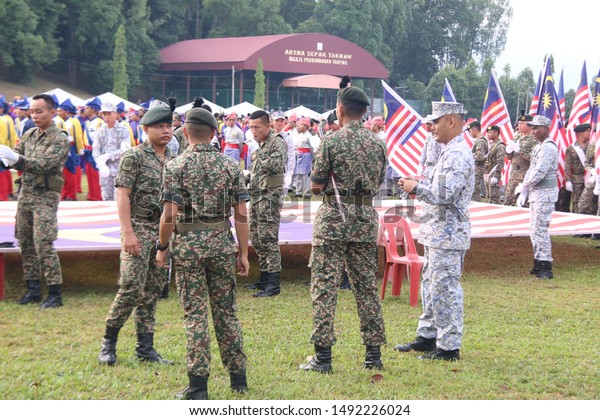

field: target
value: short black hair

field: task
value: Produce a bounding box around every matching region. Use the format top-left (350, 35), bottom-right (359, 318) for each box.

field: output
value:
top-left (340, 101), bottom-right (367, 118)
top-left (468, 121), bottom-right (481, 131)
top-left (249, 110), bottom-right (270, 126)
top-left (32, 94), bottom-right (56, 110)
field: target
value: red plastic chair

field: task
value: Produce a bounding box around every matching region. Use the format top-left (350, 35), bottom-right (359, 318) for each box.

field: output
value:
top-left (379, 215), bottom-right (425, 307)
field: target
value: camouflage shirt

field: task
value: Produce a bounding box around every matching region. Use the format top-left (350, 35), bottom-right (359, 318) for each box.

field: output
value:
top-left (249, 130), bottom-right (287, 195)
top-left (174, 126), bottom-right (188, 153)
top-left (507, 134), bottom-right (535, 173)
top-left (485, 139), bottom-right (506, 179)
top-left (523, 137), bottom-right (558, 196)
top-left (416, 135), bottom-right (474, 250)
top-left (311, 119), bottom-right (387, 244)
top-left (471, 136), bottom-right (488, 166)
top-left (565, 143), bottom-right (587, 184)
top-left (115, 140), bottom-right (174, 227)
top-left (13, 124), bottom-right (70, 204)
top-left (162, 143), bottom-right (249, 259)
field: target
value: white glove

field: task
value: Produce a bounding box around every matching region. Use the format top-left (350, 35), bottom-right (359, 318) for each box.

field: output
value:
top-left (594, 179), bottom-right (600, 196)
top-left (565, 181), bottom-right (573, 192)
top-left (512, 142), bottom-right (520, 153)
top-left (505, 141), bottom-right (515, 154)
top-left (0, 145), bottom-right (19, 165)
top-left (490, 177), bottom-right (498, 186)
top-left (515, 183), bottom-right (523, 194)
top-left (98, 164), bottom-right (110, 178)
top-left (517, 189), bottom-right (529, 207)
top-left (95, 154), bottom-right (109, 166)
top-left (585, 173), bottom-right (596, 188)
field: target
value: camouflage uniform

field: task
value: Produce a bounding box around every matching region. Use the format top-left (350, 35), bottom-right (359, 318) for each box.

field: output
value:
top-left (13, 124), bottom-right (69, 286)
top-left (471, 136), bottom-right (488, 201)
top-left (564, 142), bottom-right (587, 213)
top-left (105, 141), bottom-right (173, 332)
top-left (162, 142), bottom-right (248, 378)
top-left (248, 130), bottom-right (287, 273)
top-left (309, 119), bottom-right (387, 347)
top-left (577, 141), bottom-right (598, 215)
top-left (92, 123), bottom-right (130, 201)
top-left (485, 139), bottom-right (505, 204)
top-left (522, 138), bottom-right (558, 262)
top-left (419, 132), bottom-right (442, 178)
top-left (503, 134), bottom-right (536, 206)
top-left (174, 126), bottom-right (188, 153)
top-left (414, 134), bottom-right (474, 351)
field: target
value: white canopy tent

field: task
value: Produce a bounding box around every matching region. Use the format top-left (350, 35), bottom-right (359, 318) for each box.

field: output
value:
top-left (85, 92), bottom-right (140, 111)
top-left (42, 88), bottom-right (86, 108)
top-left (174, 99), bottom-right (225, 115)
top-left (285, 105), bottom-right (321, 120)
top-left (223, 101), bottom-right (261, 116)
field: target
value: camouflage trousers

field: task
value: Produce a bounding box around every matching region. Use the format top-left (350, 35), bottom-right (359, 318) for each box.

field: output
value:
top-left (416, 247), bottom-right (465, 351)
top-left (570, 183), bottom-right (585, 214)
top-left (472, 166), bottom-right (486, 201)
top-left (100, 174), bottom-right (117, 201)
top-left (555, 187), bottom-right (571, 213)
top-left (577, 186), bottom-right (598, 215)
top-left (15, 198), bottom-right (63, 285)
top-left (310, 241), bottom-right (386, 347)
top-left (249, 193), bottom-right (282, 273)
top-left (530, 197), bottom-right (554, 262)
top-left (503, 171), bottom-right (525, 207)
top-left (105, 226), bottom-right (168, 333)
top-left (175, 255), bottom-right (246, 378)
top-left (487, 180), bottom-right (502, 204)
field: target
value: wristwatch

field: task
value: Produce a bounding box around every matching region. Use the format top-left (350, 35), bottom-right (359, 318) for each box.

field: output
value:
top-left (410, 185), bottom-right (418, 195)
top-left (156, 240), bottom-right (169, 251)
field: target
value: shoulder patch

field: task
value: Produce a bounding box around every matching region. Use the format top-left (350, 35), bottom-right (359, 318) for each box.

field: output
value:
top-left (121, 156), bottom-right (134, 171)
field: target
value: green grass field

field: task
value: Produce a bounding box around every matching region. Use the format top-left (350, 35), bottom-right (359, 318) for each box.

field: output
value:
top-left (1, 235), bottom-right (599, 400)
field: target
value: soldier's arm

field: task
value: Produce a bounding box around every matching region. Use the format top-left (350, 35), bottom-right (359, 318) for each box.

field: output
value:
top-left (495, 146), bottom-right (506, 177)
top-left (12, 132), bottom-right (69, 174)
top-left (310, 137), bottom-right (330, 194)
top-left (117, 186), bottom-right (140, 256)
top-left (416, 151), bottom-right (471, 205)
top-left (92, 129), bottom-right (103, 159)
top-left (255, 139), bottom-right (286, 175)
top-left (108, 128), bottom-right (130, 161)
top-left (518, 137), bottom-right (535, 163)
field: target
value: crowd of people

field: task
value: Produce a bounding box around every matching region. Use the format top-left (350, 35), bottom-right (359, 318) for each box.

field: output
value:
top-left (1, 80), bottom-right (599, 400)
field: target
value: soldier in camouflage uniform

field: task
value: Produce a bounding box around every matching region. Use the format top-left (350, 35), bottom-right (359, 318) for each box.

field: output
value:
top-left (246, 110), bottom-right (287, 297)
top-left (97, 103), bottom-right (175, 366)
top-left (419, 119), bottom-right (442, 179)
top-left (564, 124), bottom-right (591, 213)
top-left (299, 80), bottom-right (387, 374)
top-left (517, 116), bottom-right (559, 279)
top-left (156, 107), bottom-right (250, 400)
top-left (0, 94), bottom-right (69, 308)
top-left (576, 130), bottom-right (598, 216)
top-left (484, 125), bottom-right (505, 204)
top-left (396, 101), bottom-right (473, 362)
top-left (468, 121), bottom-right (488, 201)
top-left (503, 115), bottom-right (536, 206)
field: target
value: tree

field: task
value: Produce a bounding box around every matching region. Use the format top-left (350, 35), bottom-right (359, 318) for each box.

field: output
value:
top-left (254, 59), bottom-right (266, 109)
top-left (113, 25), bottom-right (128, 98)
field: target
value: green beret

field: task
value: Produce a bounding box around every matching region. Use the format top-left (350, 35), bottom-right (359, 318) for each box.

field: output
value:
top-left (573, 123), bottom-right (591, 133)
top-left (337, 86), bottom-right (370, 107)
top-left (185, 108), bottom-right (218, 130)
top-left (139, 105), bottom-right (173, 126)
top-left (518, 114), bottom-right (533, 122)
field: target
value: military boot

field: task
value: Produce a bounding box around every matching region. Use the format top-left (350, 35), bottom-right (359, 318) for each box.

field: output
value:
top-left (40, 284), bottom-right (63, 309)
top-left (230, 370), bottom-right (248, 393)
top-left (253, 272), bottom-right (280, 297)
top-left (419, 349), bottom-right (460, 361)
top-left (160, 281), bottom-right (169, 299)
top-left (536, 260), bottom-right (554, 279)
top-left (175, 373), bottom-right (208, 400)
top-left (339, 271), bottom-right (351, 290)
top-left (18, 280), bottom-right (42, 305)
top-left (299, 345), bottom-right (332, 374)
top-left (363, 345), bottom-right (383, 370)
top-left (529, 259), bottom-right (541, 275)
top-left (135, 333), bottom-right (173, 364)
top-left (394, 336), bottom-right (436, 352)
top-left (246, 271), bottom-right (268, 290)
top-left (98, 326), bottom-right (120, 365)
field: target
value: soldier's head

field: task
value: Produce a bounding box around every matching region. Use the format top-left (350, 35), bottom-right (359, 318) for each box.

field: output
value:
top-left (527, 115), bottom-right (551, 142)
top-left (100, 103), bottom-right (117, 127)
top-left (140, 104), bottom-right (174, 148)
top-left (249, 110), bottom-right (271, 142)
top-left (30, 94), bottom-right (57, 131)
top-left (172, 112), bottom-right (182, 129)
top-left (184, 107), bottom-right (218, 145)
top-left (271, 111), bottom-right (286, 133)
top-left (486, 125), bottom-right (500, 141)
top-left (573, 123), bottom-right (591, 143)
top-left (336, 86), bottom-right (369, 127)
top-left (467, 121), bottom-right (481, 137)
top-left (428, 101), bottom-right (466, 144)
top-left (517, 114), bottom-right (533, 135)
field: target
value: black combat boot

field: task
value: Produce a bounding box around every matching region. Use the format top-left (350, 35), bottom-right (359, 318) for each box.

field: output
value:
top-left (529, 259), bottom-right (541, 275)
top-left (175, 373), bottom-right (208, 400)
top-left (339, 271), bottom-right (351, 290)
top-left (536, 260), bottom-right (554, 279)
top-left (160, 281), bottom-right (169, 299)
top-left (230, 370), bottom-right (248, 393)
top-left (394, 336), bottom-right (437, 352)
top-left (246, 271), bottom-right (268, 290)
top-left (40, 284), bottom-right (63, 309)
top-left (363, 345), bottom-right (383, 370)
top-left (18, 280), bottom-right (42, 305)
top-left (253, 272), bottom-right (280, 297)
top-left (98, 326), bottom-right (121, 365)
top-left (419, 349), bottom-right (460, 361)
top-left (299, 345), bottom-right (332, 374)
top-left (135, 333), bottom-right (173, 364)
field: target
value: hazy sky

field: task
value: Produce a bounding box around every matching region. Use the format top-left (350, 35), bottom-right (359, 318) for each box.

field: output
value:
top-left (494, 0), bottom-right (600, 91)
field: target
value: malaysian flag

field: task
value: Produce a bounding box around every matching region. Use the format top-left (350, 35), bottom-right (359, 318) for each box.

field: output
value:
top-left (558, 69), bottom-right (566, 122)
top-left (566, 62), bottom-right (591, 147)
top-left (382, 80), bottom-right (427, 177)
top-left (481, 71), bottom-right (514, 185)
top-left (529, 59), bottom-right (548, 116)
top-left (441, 78), bottom-right (473, 148)
top-left (537, 59), bottom-right (569, 187)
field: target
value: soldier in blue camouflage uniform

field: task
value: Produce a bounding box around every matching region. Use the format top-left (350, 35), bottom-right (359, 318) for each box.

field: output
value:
top-left (0, 94), bottom-right (70, 308)
top-left (299, 78), bottom-right (387, 374)
top-left (97, 103), bottom-right (175, 366)
top-left (246, 110), bottom-right (287, 297)
top-left (516, 115), bottom-right (559, 279)
top-left (156, 107), bottom-right (250, 400)
top-left (395, 101), bottom-right (474, 362)
top-left (419, 118), bottom-right (442, 178)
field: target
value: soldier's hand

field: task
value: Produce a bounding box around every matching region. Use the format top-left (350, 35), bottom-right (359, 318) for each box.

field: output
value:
top-left (236, 254), bottom-right (250, 276)
top-left (124, 232), bottom-right (141, 256)
top-left (156, 250), bottom-right (167, 268)
top-left (400, 178), bottom-right (418, 194)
